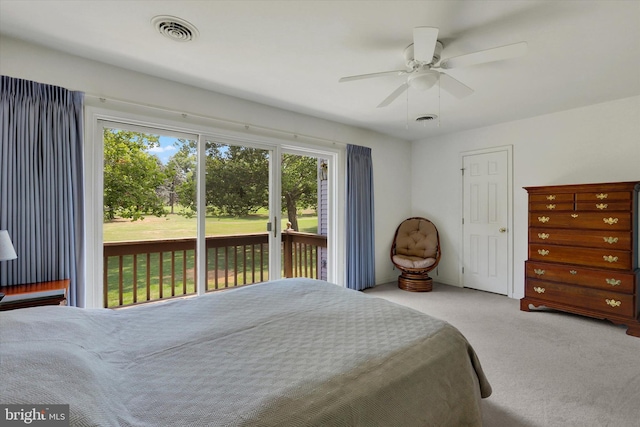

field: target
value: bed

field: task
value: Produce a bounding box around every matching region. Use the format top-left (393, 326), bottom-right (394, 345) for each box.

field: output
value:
top-left (0, 278), bottom-right (491, 426)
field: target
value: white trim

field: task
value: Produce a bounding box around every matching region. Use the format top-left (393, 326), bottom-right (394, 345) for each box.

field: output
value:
top-left (196, 134), bottom-right (207, 295)
top-left (85, 96), bottom-right (346, 149)
top-left (270, 145), bottom-right (282, 280)
top-left (459, 145), bottom-right (514, 297)
top-left (98, 120), bottom-right (196, 141)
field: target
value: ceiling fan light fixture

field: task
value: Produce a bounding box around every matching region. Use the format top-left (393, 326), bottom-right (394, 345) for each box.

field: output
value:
top-left (407, 70), bottom-right (439, 91)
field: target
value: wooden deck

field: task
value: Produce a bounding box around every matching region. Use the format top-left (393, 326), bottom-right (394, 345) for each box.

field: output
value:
top-left (103, 231), bottom-right (327, 308)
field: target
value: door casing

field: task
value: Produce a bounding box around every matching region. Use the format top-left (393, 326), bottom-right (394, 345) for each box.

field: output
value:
top-left (460, 145), bottom-right (513, 297)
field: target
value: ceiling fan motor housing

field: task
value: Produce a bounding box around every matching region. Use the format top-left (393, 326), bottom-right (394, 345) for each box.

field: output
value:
top-left (404, 40), bottom-right (443, 67)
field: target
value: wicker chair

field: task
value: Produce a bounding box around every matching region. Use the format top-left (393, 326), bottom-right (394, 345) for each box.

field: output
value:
top-left (390, 217), bottom-right (441, 292)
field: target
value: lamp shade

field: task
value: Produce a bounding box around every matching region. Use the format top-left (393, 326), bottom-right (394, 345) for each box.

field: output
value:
top-left (0, 230), bottom-right (17, 261)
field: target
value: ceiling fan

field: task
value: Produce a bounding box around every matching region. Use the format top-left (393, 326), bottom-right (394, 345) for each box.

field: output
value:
top-left (339, 27), bottom-right (527, 108)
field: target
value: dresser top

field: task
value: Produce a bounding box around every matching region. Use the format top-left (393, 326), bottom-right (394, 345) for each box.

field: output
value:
top-left (524, 181), bottom-right (640, 193)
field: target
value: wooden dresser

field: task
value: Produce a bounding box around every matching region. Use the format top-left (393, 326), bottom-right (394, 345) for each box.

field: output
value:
top-left (521, 181), bottom-right (640, 337)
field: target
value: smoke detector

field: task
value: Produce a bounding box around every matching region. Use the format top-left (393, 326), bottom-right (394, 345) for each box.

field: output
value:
top-left (151, 15), bottom-right (199, 42)
top-left (415, 114), bottom-right (438, 122)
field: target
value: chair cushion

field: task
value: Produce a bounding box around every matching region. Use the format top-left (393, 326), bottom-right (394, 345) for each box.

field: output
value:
top-left (394, 218), bottom-right (438, 259)
top-left (392, 255), bottom-right (437, 269)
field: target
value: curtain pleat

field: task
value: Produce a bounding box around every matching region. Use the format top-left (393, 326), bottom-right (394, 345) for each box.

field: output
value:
top-left (345, 144), bottom-right (375, 291)
top-left (0, 75), bottom-right (85, 307)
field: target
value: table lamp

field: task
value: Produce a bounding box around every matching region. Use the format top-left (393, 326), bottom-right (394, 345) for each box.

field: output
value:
top-left (0, 230), bottom-right (17, 261)
top-left (0, 230), bottom-right (17, 297)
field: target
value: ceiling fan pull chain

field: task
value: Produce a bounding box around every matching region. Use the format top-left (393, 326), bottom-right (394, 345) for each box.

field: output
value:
top-left (405, 85), bottom-right (410, 130)
top-left (438, 78), bottom-right (441, 127)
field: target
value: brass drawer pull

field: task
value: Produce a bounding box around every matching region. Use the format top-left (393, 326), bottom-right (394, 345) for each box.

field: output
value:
top-left (571, 214), bottom-right (579, 218)
top-left (603, 237), bottom-right (619, 244)
top-left (596, 193), bottom-right (608, 200)
top-left (605, 278), bottom-right (621, 286)
top-left (538, 233), bottom-right (550, 240)
top-left (605, 299), bottom-right (621, 307)
top-left (603, 217), bottom-right (618, 225)
top-left (546, 195), bottom-right (556, 200)
top-left (546, 204), bottom-right (556, 210)
top-left (569, 270), bottom-right (577, 275)
top-left (596, 203), bottom-right (608, 210)
top-left (534, 287), bottom-right (545, 294)
top-left (538, 216), bottom-right (550, 223)
top-left (538, 249), bottom-right (550, 256)
top-left (534, 269), bottom-right (545, 275)
top-left (603, 255), bottom-right (618, 263)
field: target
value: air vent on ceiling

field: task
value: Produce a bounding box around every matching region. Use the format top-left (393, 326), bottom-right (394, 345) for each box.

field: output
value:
top-left (151, 15), bottom-right (199, 42)
top-left (415, 114), bottom-right (438, 122)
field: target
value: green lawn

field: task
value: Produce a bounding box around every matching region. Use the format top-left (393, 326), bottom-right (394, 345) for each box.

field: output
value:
top-left (103, 210), bottom-right (318, 241)
top-left (103, 209), bottom-right (319, 307)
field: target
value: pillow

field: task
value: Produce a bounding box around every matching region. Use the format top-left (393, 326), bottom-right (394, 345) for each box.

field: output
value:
top-left (395, 219), bottom-right (438, 259)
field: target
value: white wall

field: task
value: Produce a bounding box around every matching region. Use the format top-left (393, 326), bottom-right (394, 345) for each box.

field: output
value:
top-left (0, 35), bottom-right (412, 287)
top-left (412, 95), bottom-right (640, 298)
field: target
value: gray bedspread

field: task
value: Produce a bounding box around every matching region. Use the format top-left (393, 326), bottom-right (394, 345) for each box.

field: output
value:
top-left (0, 278), bottom-right (491, 426)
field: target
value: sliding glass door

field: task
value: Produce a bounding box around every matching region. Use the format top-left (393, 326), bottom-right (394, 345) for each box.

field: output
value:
top-left (101, 123), bottom-right (198, 307)
top-left (203, 139), bottom-right (272, 290)
top-left (280, 151), bottom-right (328, 281)
top-left (89, 115), bottom-right (339, 309)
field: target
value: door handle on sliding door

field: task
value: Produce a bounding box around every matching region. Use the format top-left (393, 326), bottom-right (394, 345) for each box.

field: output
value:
top-left (267, 218), bottom-right (278, 237)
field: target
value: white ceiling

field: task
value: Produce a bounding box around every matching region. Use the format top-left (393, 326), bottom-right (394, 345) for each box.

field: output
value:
top-left (1, 1), bottom-right (639, 141)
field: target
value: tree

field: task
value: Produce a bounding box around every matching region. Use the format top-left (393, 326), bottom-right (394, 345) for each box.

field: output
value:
top-left (205, 143), bottom-right (269, 217)
top-left (281, 154), bottom-right (317, 231)
top-left (159, 143), bottom-right (319, 229)
top-left (103, 129), bottom-right (167, 221)
top-left (163, 140), bottom-right (197, 214)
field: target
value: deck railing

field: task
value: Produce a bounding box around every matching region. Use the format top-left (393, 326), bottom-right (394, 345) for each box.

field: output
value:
top-left (103, 231), bottom-right (327, 308)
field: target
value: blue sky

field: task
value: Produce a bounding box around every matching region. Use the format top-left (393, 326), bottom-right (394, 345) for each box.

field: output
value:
top-left (147, 136), bottom-right (179, 164)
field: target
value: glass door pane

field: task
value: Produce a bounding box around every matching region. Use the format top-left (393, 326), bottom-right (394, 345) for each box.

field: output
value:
top-left (204, 140), bottom-right (271, 290)
top-left (281, 152), bottom-right (327, 280)
top-left (102, 126), bottom-right (197, 307)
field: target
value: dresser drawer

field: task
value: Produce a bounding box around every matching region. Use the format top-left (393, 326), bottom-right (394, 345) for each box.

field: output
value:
top-left (525, 261), bottom-right (636, 293)
top-left (576, 191), bottom-right (631, 202)
top-left (530, 202), bottom-right (574, 211)
top-left (530, 212), bottom-right (631, 230)
top-left (530, 193), bottom-right (574, 203)
top-left (529, 244), bottom-right (631, 269)
top-left (576, 201), bottom-right (631, 211)
top-left (525, 279), bottom-right (635, 317)
top-left (529, 228), bottom-right (632, 250)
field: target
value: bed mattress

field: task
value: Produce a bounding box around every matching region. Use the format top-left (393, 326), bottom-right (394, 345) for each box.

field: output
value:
top-left (0, 278), bottom-right (491, 426)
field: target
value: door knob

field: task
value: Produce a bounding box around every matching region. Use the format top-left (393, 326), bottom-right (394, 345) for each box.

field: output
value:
top-left (499, 227), bottom-right (507, 233)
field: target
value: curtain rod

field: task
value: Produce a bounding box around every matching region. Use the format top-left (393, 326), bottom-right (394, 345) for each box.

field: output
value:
top-left (84, 93), bottom-right (347, 148)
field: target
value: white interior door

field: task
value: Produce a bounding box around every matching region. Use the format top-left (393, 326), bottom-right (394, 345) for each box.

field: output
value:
top-left (462, 148), bottom-right (511, 295)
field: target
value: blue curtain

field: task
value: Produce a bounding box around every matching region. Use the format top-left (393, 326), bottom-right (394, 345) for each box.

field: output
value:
top-left (345, 144), bottom-right (375, 290)
top-left (0, 76), bottom-right (85, 307)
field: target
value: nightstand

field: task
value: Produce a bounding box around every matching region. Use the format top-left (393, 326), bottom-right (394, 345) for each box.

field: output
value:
top-left (0, 279), bottom-right (69, 311)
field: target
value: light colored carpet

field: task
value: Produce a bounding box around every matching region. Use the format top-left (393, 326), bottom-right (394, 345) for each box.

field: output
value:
top-left (364, 282), bottom-right (640, 427)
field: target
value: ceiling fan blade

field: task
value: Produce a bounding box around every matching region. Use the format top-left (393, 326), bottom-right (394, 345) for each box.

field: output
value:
top-left (439, 73), bottom-right (474, 99)
top-left (339, 70), bottom-right (407, 83)
top-left (439, 41), bottom-right (527, 70)
top-left (377, 83), bottom-right (409, 108)
top-left (413, 27), bottom-right (439, 63)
